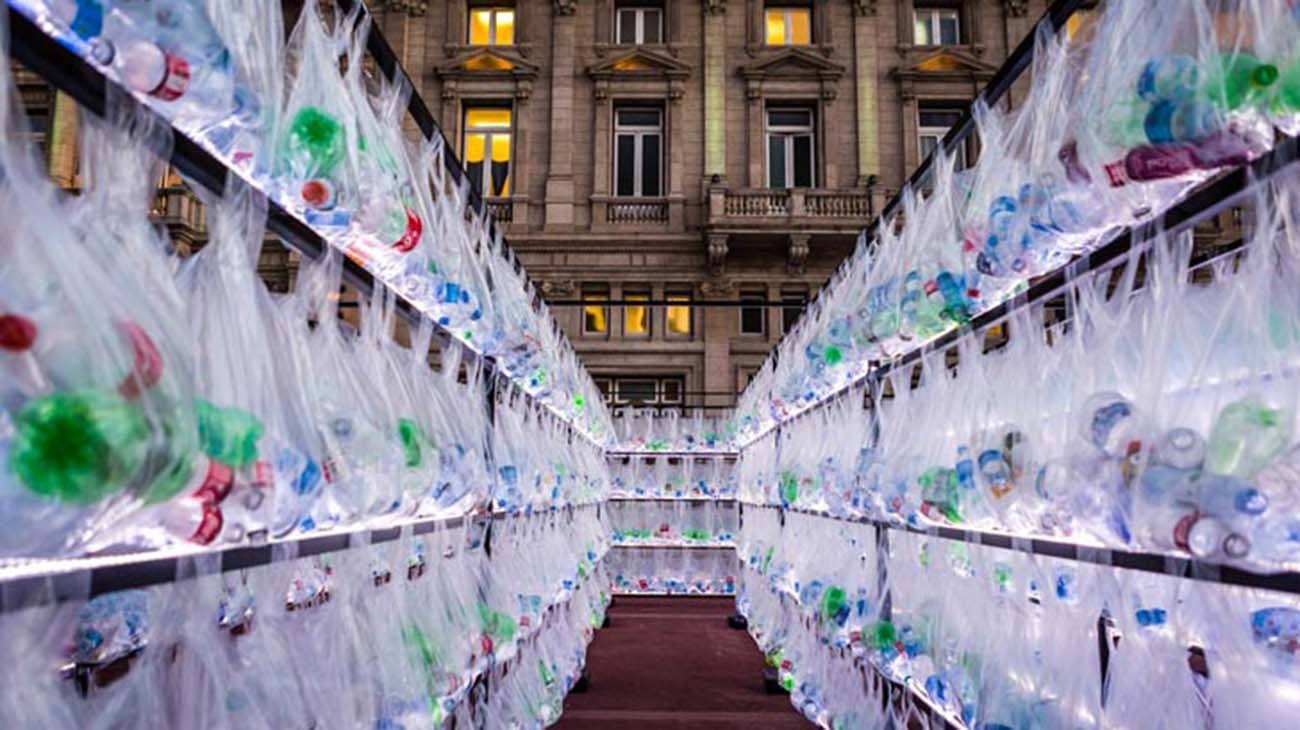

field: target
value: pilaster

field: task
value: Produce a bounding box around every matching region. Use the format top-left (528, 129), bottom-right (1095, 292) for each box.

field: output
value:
top-left (545, 1), bottom-right (578, 229)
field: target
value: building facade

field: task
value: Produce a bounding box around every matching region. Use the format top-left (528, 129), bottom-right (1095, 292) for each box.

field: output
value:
top-left (32, 1), bottom-right (1242, 416)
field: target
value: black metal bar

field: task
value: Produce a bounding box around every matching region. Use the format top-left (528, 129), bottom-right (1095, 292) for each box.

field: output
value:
top-left (743, 0), bottom-right (1088, 399)
top-left (548, 299), bottom-right (809, 307)
top-left (761, 504), bottom-right (1300, 597)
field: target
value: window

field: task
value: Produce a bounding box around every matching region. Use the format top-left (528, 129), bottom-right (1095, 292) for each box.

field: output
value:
top-left (665, 291), bottom-right (692, 337)
top-left (625, 290), bottom-right (650, 337)
top-left (766, 108), bottom-right (815, 189)
top-left (464, 107), bottom-right (512, 198)
top-left (740, 290), bottom-right (767, 336)
top-left (609, 376), bottom-right (685, 406)
top-left (583, 286), bottom-right (610, 335)
top-left (781, 288), bottom-right (807, 334)
top-left (765, 7), bottom-right (811, 45)
top-left (469, 6), bottom-right (515, 45)
top-left (614, 108), bottom-right (663, 197)
top-left (913, 5), bottom-right (960, 45)
top-left (616, 1), bottom-right (663, 44)
top-left (918, 106), bottom-right (967, 169)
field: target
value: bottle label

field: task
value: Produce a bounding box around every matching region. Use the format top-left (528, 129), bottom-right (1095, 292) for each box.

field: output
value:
top-left (151, 53), bottom-right (191, 102)
top-left (192, 457), bottom-right (235, 505)
top-left (192, 503), bottom-right (224, 544)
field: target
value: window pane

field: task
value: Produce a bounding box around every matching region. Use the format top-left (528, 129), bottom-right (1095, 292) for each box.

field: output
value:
top-left (470, 9), bottom-right (492, 44)
top-left (619, 380), bottom-right (656, 403)
top-left (782, 296), bottom-right (805, 333)
top-left (661, 379), bottom-right (682, 403)
top-left (495, 9), bottom-right (515, 45)
top-left (666, 296), bottom-right (691, 335)
top-left (913, 13), bottom-right (932, 45)
top-left (768, 135), bottom-right (786, 188)
top-left (643, 9), bottom-right (662, 43)
top-left (625, 294), bottom-right (649, 335)
top-left (615, 134), bottom-right (636, 196)
top-left (617, 109), bottom-right (661, 127)
top-left (741, 296), bottom-right (765, 334)
top-left (789, 8), bottom-right (811, 44)
top-left (919, 110), bottom-right (963, 128)
top-left (920, 134), bottom-right (938, 161)
top-left (641, 134), bottom-right (661, 196)
top-left (792, 134), bottom-right (813, 187)
top-left (768, 109), bottom-right (811, 128)
top-left (765, 9), bottom-right (786, 44)
top-left (467, 108), bottom-right (512, 129)
top-left (584, 296), bottom-right (608, 334)
top-left (489, 155), bottom-right (510, 196)
top-left (939, 12), bottom-right (959, 44)
top-left (617, 9), bottom-right (636, 43)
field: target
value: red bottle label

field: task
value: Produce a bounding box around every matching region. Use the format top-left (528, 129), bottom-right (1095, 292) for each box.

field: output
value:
top-left (392, 208), bottom-right (423, 253)
top-left (193, 458), bottom-right (235, 505)
top-left (152, 53), bottom-right (191, 101)
top-left (192, 503), bottom-right (224, 544)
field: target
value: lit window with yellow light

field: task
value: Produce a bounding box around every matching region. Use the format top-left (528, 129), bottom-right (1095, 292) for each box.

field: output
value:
top-left (666, 294), bottom-right (692, 336)
top-left (624, 292), bottom-right (650, 336)
top-left (765, 7), bottom-right (811, 45)
top-left (469, 7), bottom-right (515, 46)
top-left (464, 107), bottom-right (512, 198)
top-left (583, 292), bottom-right (609, 335)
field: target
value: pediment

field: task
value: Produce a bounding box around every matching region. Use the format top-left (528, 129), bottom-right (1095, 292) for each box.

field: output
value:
top-left (893, 48), bottom-right (999, 79)
top-left (587, 48), bottom-right (692, 80)
top-left (739, 48), bottom-right (846, 80)
top-left (438, 48), bottom-right (540, 78)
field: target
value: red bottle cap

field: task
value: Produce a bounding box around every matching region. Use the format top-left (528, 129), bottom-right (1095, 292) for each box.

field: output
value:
top-left (0, 313), bottom-right (37, 352)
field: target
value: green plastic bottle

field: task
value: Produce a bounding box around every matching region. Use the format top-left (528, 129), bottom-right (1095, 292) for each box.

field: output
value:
top-left (1276, 55), bottom-right (1300, 112)
top-left (1202, 52), bottom-right (1278, 110)
top-left (820, 585), bottom-right (847, 623)
top-left (286, 107), bottom-right (346, 175)
top-left (196, 399), bottom-right (263, 469)
top-left (1206, 398), bottom-right (1294, 479)
top-left (398, 417), bottom-right (428, 468)
top-left (10, 389), bottom-right (148, 504)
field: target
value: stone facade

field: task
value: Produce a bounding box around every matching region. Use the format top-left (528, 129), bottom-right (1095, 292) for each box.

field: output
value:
top-left (25, 0), bottom-right (1138, 413)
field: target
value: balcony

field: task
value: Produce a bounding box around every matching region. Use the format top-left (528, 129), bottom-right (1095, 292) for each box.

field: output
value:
top-left (152, 186), bottom-right (207, 250)
top-left (484, 197), bottom-right (513, 223)
top-left (707, 187), bottom-right (877, 231)
top-left (606, 198), bottom-right (670, 224)
top-left (590, 195), bottom-right (683, 231)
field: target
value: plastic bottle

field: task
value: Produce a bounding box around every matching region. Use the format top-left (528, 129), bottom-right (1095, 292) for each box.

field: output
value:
top-left (1143, 99), bottom-right (1221, 145)
top-left (1137, 55), bottom-right (1200, 102)
top-left (1205, 398), bottom-right (1294, 479)
top-left (1201, 52), bottom-right (1279, 111)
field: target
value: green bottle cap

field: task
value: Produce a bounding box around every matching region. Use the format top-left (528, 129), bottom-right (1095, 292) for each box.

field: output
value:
top-left (11, 389), bottom-right (149, 504)
top-left (1255, 64), bottom-right (1279, 87)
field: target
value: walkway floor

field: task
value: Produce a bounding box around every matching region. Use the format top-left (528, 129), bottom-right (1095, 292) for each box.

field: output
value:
top-left (556, 595), bottom-right (810, 730)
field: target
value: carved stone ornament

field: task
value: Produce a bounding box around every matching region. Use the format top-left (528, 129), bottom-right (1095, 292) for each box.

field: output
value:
top-left (553, 0), bottom-right (577, 16)
top-left (787, 233), bottom-right (811, 274)
top-left (373, 0), bottom-right (427, 15)
top-left (851, 0), bottom-right (878, 16)
top-left (700, 273), bottom-right (738, 297)
top-left (1003, 0), bottom-right (1030, 17)
top-left (540, 280), bottom-right (579, 298)
top-left (705, 234), bottom-right (730, 278)
top-left (703, 0), bottom-right (726, 15)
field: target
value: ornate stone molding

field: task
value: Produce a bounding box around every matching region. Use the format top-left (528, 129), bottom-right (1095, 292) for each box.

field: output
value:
top-left (1003, 0), bottom-right (1030, 17)
top-left (738, 47), bottom-right (846, 102)
top-left (553, 0), bottom-right (577, 16)
top-left (540, 279), bottom-right (578, 298)
top-left (787, 233), bottom-right (810, 274)
top-left (700, 273), bottom-right (737, 297)
top-left (850, 0), bottom-right (878, 16)
top-left (703, 0), bottom-right (727, 15)
top-left (706, 234), bottom-right (730, 277)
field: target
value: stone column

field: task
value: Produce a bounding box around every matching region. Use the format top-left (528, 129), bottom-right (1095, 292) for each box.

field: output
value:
top-left (545, 0), bottom-right (579, 229)
top-left (746, 81), bottom-right (764, 187)
top-left (702, 0), bottom-right (727, 185)
top-left (701, 279), bottom-right (737, 409)
top-left (851, 0), bottom-right (879, 187)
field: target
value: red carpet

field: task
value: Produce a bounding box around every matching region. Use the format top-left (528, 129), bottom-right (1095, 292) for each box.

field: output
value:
top-left (556, 596), bottom-right (810, 729)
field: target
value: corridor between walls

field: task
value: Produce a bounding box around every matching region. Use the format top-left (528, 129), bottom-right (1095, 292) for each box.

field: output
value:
top-left (556, 596), bottom-right (809, 729)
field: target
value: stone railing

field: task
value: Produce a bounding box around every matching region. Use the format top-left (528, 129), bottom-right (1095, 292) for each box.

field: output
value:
top-left (606, 197), bottom-right (670, 223)
top-left (722, 189), bottom-right (790, 217)
top-left (709, 187), bottom-right (875, 226)
top-left (152, 186), bottom-right (206, 236)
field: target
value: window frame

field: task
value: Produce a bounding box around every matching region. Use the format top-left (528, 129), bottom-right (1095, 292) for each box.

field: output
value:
top-left (739, 290), bottom-right (768, 336)
top-left (613, 106), bottom-right (664, 198)
top-left (780, 288), bottom-right (807, 335)
top-left (765, 107), bottom-right (816, 189)
top-left (615, 2), bottom-right (664, 45)
top-left (468, 5), bottom-right (516, 46)
top-left (463, 105), bottom-right (514, 199)
top-left (623, 289), bottom-right (651, 338)
top-left (917, 105), bottom-right (968, 169)
top-left (581, 286), bottom-right (611, 337)
top-left (664, 290), bottom-right (693, 339)
top-left (610, 376), bottom-right (685, 407)
top-left (764, 6), bottom-right (812, 46)
top-left (912, 5), bottom-right (961, 46)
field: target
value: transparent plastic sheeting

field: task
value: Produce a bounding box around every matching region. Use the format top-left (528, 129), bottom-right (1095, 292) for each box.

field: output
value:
top-left (9, 0), bottom-right (613, 443)
top-left (731, 0), bottom-right (1300, 444)
top-left (739, 166), bottom-right (1300, 579)
top-left (610, 409), bottom-right (733, 454)
top-left (0, 18), bottom-right (607, 560)
top-left (736, 507), bottom-right (1300, 730)
top-left (0, 508), bottom-right (611, 729)
top-left (607, 499), bottom-right (738, 548)
top-left (607, 456), bottom-right (739, 500)
top-left (608, 545), bottom-right (738, 597)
